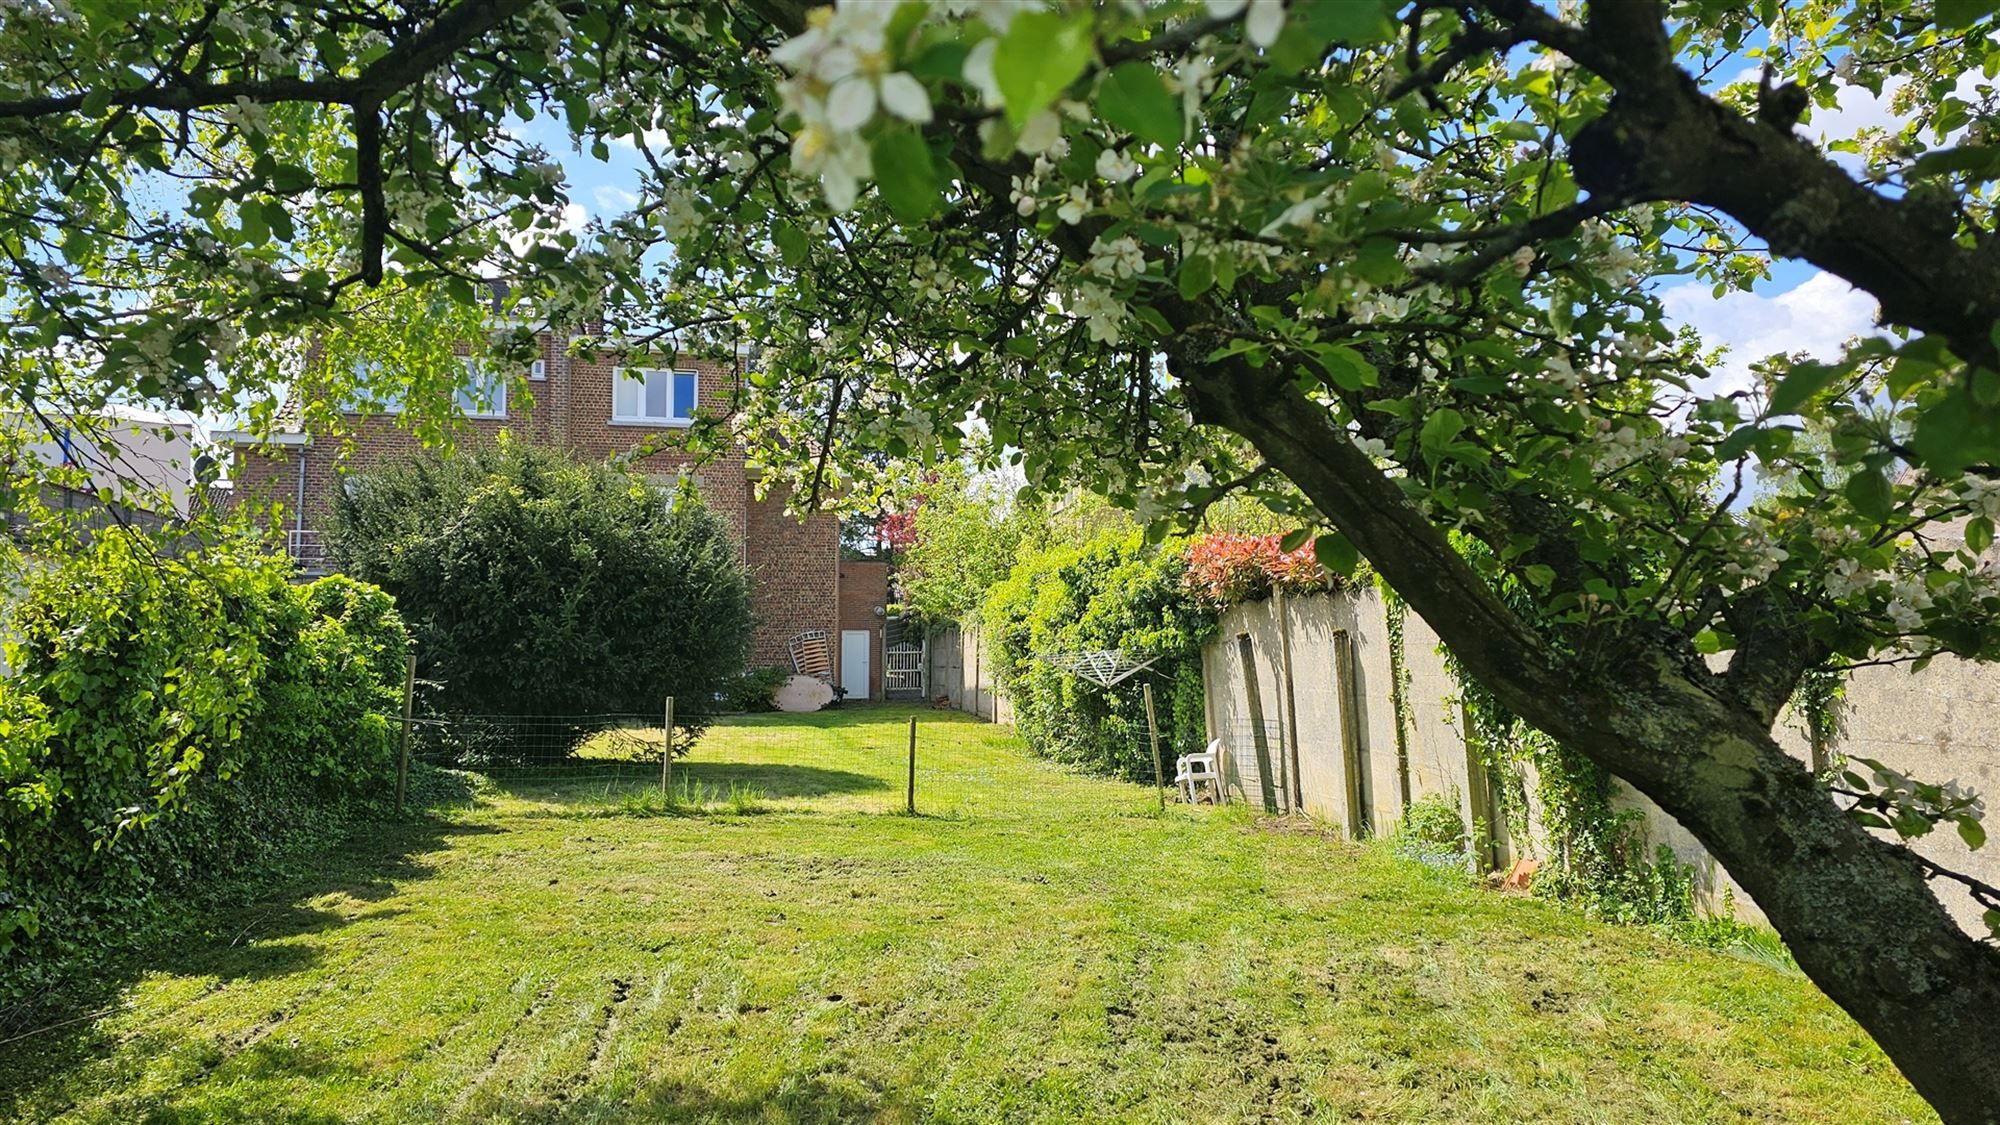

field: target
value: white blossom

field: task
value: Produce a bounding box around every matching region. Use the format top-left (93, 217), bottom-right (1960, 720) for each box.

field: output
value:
top-left (1056, 185), bottom-right (1090, 225)
top-left (1174, 55), bottom-right (1214, 131)
top-left (1960, 473), bottom-right (2000, 522)
top-left (1528, 48), bottom-right (1575, 73)
top-left (1087, 234), bottom-right (1146, 279)
top-left (1071, 281), bottom-right (1127, 343)
top-left (1258, 194), bottom-right (1324, 238)
top-left (961, 39), bottom-right (1002, 105)
top-left (1543, 353), bottom-right (1580, 389)
top-left (1016, 110), bottom-right (1064, 155)
top-left (1244, 0), bottom-right (1286, 48)
top-left (1823, 556), bottom-right (1878, 599)
top-left (1095, 147), bottom-right (1140, 183)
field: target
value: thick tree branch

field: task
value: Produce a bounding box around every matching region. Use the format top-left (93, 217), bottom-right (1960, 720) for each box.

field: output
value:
top-left (1467, 0), bottom-right (2000, 368)
top-left (0, 0), bottom-right (537, 119)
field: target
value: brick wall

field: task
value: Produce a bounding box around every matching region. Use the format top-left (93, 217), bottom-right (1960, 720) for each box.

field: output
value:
top-left (227, 331), bottom-right (836, 672)
top-left (838, 559), bottom-right (891, 700)
top-left (746, 483), bottom-right (839, 673)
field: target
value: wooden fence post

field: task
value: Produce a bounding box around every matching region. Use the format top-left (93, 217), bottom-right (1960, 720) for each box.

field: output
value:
top-left (660, 695), bottom-right (675, 800)
top-left (1143, 681), bottom-right (1167, 812)
top-left (906, 715), bottom-right (918, 814)
top-left (395, 653), bottom-right (415, 816)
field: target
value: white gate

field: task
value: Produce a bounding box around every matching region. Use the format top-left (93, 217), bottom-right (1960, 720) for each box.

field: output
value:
top-left (885, 641), bottom-right (926, 696)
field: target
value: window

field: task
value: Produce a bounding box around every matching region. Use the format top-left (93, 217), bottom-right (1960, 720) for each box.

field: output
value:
top-left (529, 358), bottom-right (547, 381)
top-left (612, 367), bottom-right (698, 424)
top-left (340, 356), bottom-right (505, 418)
top-left (341, 358), bottom-right (403, 414)
top-left (455, 357), bottom-right (507, 419)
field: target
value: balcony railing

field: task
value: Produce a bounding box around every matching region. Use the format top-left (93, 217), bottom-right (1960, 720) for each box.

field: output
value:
top-left (287, 528), bottom-right (329, 575)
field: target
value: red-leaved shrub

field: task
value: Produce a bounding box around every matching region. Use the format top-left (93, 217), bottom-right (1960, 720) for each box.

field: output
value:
top-left (1183, 533), bottom-right (1338, 609)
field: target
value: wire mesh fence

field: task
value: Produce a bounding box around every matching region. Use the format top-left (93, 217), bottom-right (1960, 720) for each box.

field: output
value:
top-left (406, 711), bottom-right (670, 803)
top-left (387, 697), bottom-right (1233, 818)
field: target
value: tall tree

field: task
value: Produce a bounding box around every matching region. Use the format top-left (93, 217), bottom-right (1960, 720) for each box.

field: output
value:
top-left (3, 1), bottom-right (1998, 1116)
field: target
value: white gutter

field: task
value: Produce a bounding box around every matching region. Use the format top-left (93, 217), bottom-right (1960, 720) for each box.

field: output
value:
top-left (211, 429), bottom-right (310, 446)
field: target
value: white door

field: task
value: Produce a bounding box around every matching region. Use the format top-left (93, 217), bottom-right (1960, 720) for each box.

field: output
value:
top-left (840, 630), bottom-right (871, 700)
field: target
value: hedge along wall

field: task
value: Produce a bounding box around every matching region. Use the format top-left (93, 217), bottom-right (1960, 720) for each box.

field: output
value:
top-left (982, 530), bottom-right (1212, 777)
top-left (0, 534), bottom-right (410, 1008)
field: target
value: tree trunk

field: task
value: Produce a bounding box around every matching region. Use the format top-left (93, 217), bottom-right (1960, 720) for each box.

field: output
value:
top-left (1183, 357), bottom-right (2000, 1124)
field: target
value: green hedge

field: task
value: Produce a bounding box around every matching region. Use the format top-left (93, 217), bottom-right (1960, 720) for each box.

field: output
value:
top-left (0, 536), bottom-right (410, 1007)
top-left (982, 530), bottom-right (1211, 777)
top-left (326, 438), bottom-right (751, 725)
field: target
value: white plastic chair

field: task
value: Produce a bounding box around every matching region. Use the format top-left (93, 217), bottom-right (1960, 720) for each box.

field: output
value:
top-left (1174, 739), bottom-right (1222, 804)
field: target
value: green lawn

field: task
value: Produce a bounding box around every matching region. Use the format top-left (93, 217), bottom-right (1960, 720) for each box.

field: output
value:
top-left (0, 705), bottom-right (1931, 1123)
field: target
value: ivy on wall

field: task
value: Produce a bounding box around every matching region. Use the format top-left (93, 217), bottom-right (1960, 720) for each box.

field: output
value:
top-left (1791, 665), bottom-right (1849, 778)
top-left (1380, 581), bottom-right (1415, 810)
top-left (1447, 655), bottom-right (1698, 925)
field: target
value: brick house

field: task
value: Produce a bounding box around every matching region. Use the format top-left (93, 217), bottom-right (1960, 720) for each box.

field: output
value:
top-left (218, 330), bottom-right (865, 687)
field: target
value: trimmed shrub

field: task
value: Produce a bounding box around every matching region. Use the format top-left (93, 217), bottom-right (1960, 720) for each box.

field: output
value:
top-left (0, 535), bottom-right (410, 1008)
top-left (326, 438), bottom-right (752, 729)
top-left (721, 665), bottom-right (793, 712)
top-left (982, 530), bottom-right (1211, 776)
top-left (1183, 532), bottom-right (1345, 610)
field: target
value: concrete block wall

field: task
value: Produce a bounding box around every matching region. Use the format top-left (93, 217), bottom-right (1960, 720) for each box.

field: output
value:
top-left (926, 622), bottom-right (1013, 725)
top-left (1201, 588), bottom-right (1483, 837)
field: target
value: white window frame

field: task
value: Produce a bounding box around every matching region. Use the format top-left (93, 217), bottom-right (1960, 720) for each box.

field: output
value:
top-left (611, 367), bottom-right (698, 426)
top-left (529, 358), bottom-right (547, 381)
top-left (455, 356), bottom-right (507, 419)
top-left (341, 358), bottom-right (403, 415)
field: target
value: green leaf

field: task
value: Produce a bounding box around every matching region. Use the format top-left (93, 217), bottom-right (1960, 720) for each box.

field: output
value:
top-left (1938, 0), bottom-right (2000, 30)
top-left (1177, 253), bottom-right (1214, 301)
top-left (1279, 527), bottom-right (1311, 552)
top-left (1714, 424), bottom-right (1761, 462)
top-left (1320, 0), bottom-right (1397, 45)
top-left (1959, 816), bottom-right (1988, 851)
top-left (1313, 533), bottom-right (1359, 578)
top-left (1419, 407), bottom-right (1466, 456)
top-left (1311, 345), bottom-right (1378, 391)
top-left (1768, 361), bottom-right (1843, 416)
top-left (993, 10), bottom-right (1095, 128)
top-left (1969, 516), bottom-right (1994, 556)
top-left (870, 128), bottom-right (938, 223)
top-left (1692, 628), bottom-right (1726, 655)
top-left (1349, 237), bottom-right (1404, 285)
top-left (1908, 143), bottom-right (2000, 180)
top-left (1206, 338), bottom-right (1265, 363)
top-left (773, 222), bottom-right (810, 267)
top-left (1132, 304), bottom-right (1172, 337)
top-left (1096, 61), bottom-right (1181, 148)
top-left (1912, 390), bottom-right (2000, 473)
top-left (1844, 469), bottom-right (1894, 524)
top-left (1523, 564), bottom-right (1556, 591)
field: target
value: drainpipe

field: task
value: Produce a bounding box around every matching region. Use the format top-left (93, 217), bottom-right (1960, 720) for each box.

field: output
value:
top-left (294, 447), bottom-right (307, 531)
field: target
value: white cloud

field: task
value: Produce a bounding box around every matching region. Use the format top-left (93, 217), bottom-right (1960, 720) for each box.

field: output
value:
top-left (610, 128), bottom-right (673, 150)
top-left (592, 185), bottom-right (639, 213)
top-left (1659, 270), bottom-right (1884, 396)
